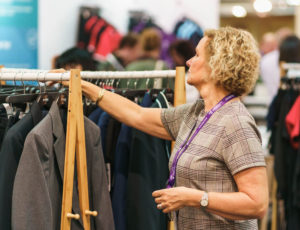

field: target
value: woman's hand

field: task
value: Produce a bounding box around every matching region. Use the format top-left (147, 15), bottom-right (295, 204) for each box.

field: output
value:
top-left (46, 68), bottom-right (69, 87)
top-left (152, 187), bottom-right (202, 213)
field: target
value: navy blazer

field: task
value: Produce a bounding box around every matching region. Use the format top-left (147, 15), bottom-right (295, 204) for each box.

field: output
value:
top-left (126, 92), bottom-right (170, 230)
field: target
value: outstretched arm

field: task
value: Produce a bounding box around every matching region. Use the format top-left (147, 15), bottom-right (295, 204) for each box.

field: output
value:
top-left (81, 80), bottom-right (172, 140)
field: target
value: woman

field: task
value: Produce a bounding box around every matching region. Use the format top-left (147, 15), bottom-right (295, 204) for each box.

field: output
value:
top-left (57, 27), bottom-right (268, 229)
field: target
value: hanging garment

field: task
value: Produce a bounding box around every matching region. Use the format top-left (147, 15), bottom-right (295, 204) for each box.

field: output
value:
top-left (78, 15), bottom-right (97, 48)
top-left (285, 95), bottom-right (300, 230)
top-left (111, 124), bottom-right (132, 230)
top-left (270, 89), bottom-right (300, 230)
top-left (0, 104), bottom-right (8, 147)
top-left (173, 18), bottom-right (203, 47)
top-left (97, 111), bottom-right (111, 161)
top-left (273, 90), bottom-right (298, 200)
top-left (77, 7), bottom-right (100, 49)
top-left (105, 117), bottom-right (122, 176)
top-left (0, 102), bottom-right (43, 230)
top-left (127, 92), bottom-right (170, 230)
top-left (87, 18), bottom-right (107, 53)
top-left (5, 108), bottom-right (21, 134)
top-left (93, 25), bottom-right (122, 61)
top-left (285, 95), bottom-right (300, 149)
top-left (294, 144), bottom-right (300, 208)
top-left (111, 92), bottom-right (152, 230)
top-left (88, 107), bottom-right (103, 124)
top-left (88, 107), bottom-right (113, 190)
top-left (12, 102), bottom-right (114, 230)
top-left (266, 89), bottom-right (286, 154)
top-left (84, 103), bottom-right (99, 117)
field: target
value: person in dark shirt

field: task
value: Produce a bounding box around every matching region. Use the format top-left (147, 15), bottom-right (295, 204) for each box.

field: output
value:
top-left (54, 47), bottom-right (97, 71)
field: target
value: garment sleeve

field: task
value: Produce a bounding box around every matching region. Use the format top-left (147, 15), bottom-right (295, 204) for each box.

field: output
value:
top-left (222, 114), bottom-right (266, 175)
top-left (12, 132), bottom-right (52, 230)
top-left (160, 103), bottom-right (191, 141)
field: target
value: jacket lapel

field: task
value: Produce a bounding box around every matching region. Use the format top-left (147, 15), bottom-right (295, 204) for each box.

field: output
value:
top-left (49, 102), bottom-right (83, 227)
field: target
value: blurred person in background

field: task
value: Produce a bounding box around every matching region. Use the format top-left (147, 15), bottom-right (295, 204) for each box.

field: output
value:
top-left (279, 35), bottom-right (300, 64)
top-left (260, 28), bottom-right (293, 103)
top-left (169, 39), bottom-right (199, 103)
top-left (260, 32), bottom-right (278, 56)
top-left (54, 47), bottom-right (97, 71)
top-left (97, 32), bottom-right (141, 71)
top-left (122, 28), bottom-right (171, 89)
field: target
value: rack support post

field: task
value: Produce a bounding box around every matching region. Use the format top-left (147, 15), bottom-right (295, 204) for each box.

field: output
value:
top-left (60, 69), bottom-right (97, 230)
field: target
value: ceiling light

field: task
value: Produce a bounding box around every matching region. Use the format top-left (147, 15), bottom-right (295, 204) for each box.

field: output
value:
top-left (232, 5), bottom-right (247, 17)
top-left (286, 0), bottom-right (300, 6)
top-left (253, 0), bottom-right (273, 13)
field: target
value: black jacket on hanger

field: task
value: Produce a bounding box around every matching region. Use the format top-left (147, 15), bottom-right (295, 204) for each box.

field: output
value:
top-left (12, 102), bottom-right (114, 230)
top-left (274, 90), bottom-right (298, 199)
top-left (0, 102), bottom-right (43, 230)
top-left (272, 89), bottom-right (300, 230)
top-left (127, 92), bottom-right (170, 230)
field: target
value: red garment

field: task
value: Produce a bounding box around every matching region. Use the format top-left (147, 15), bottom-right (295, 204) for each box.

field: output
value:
top-left (87, 18), bottom-right (106, 52)
top-left (286, 95), bottom-right (300, 149)
top-left (77, 16), bottom-right (98, 48)
top-left (93, 25), bottom-right (122, 60)
top-left (85, 16), bottom-right (98, 32)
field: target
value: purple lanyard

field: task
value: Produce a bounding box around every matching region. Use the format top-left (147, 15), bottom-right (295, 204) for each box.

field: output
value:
top-left (166, 94), bottom-right (236, 188)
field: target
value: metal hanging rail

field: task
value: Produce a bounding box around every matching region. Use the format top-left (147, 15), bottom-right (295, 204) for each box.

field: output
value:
top-left (0, 68), bottom-right (176, 81)
top-left (282, 63), bottom-right (300, 70)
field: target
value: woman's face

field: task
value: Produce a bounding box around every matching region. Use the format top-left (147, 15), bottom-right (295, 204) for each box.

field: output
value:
top-left (186, 37), bottom-right (211, 87)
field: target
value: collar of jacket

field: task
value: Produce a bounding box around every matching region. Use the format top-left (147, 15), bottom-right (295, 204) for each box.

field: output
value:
top-left (48, 102), bottom-right (84, 227)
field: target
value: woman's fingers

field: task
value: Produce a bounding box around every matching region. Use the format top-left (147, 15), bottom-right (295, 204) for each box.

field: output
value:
top-left (155, 197), bottom-right (163, 204)
top-left (152, 189), bottom-right (167, 197)
top-left (41, 69), bottom-right (69, 87)
top-left (49, 68), bottom-right (66, 73)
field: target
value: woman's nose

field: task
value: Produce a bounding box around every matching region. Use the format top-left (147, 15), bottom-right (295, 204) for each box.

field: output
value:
top-left (186, 58), bottom-right (192, 67)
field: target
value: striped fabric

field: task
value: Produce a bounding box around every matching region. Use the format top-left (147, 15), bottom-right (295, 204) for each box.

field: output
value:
top-left (161, 99), bottom-right (266, 230)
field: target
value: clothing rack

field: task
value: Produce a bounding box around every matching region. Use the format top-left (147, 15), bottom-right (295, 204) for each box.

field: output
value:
top-left (281, 62), bottom-right (300, 79)
top-left (0, 68), bottom-right (176, 80)
top-left (0, 66), bottom-right (186, 230)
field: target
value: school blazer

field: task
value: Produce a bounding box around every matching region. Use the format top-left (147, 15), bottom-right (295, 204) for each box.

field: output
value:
top-left (12, 103), bottom-right (114, 230)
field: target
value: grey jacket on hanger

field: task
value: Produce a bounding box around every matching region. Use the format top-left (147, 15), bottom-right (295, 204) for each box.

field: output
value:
top-left (12, 102), bottom-right (114, 230)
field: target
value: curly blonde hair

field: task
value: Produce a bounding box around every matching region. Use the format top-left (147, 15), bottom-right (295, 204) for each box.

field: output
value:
top-left (204, 27), bottom-right (260, 96)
